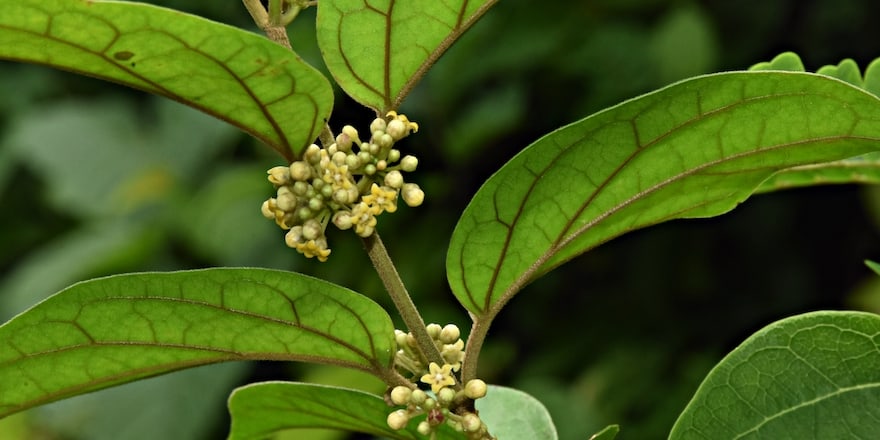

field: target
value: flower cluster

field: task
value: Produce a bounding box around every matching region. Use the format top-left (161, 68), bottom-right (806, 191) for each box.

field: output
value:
top-left (387, 324), bottom-right (493, 439)
top-left (394, 323), bottom-right (465, 380)
top-left (261, 112), bottom-right (424, 261)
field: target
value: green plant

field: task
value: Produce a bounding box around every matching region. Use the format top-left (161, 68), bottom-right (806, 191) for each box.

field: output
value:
top-left (2, 1), bottom-right (880, 438)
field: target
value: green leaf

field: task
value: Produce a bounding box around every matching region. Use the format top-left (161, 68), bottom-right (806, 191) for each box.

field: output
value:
top-left (447, 71), bottom-right (880, 317)
top-left (755, 152), bottom-right (880, 193)
top-left (0, 0), bottom-right (333, 159)
top-left (589, 425), bottom-right (620, 440)
top-left (476, 385), bottom-right (558, 440)
top-left (227, 382), bottom-right (462, 440)
top-left (817, 58), bottom-right (863, 89)
top-left (316, 0), bottom-right (497, 112)
top-left (0, 268), bottom-right (395, 418)
top-left (749, 51), bottom-right (805, 72)
top-left (669, 311), bottom-right (880, 439)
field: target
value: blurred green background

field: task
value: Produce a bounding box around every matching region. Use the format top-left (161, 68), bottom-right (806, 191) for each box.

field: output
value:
top-left (2, 0), bottom-right (880, 439)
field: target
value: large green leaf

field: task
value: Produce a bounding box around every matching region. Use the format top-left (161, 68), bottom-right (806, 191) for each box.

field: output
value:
top-left (0, 0), bottom-right (333, 159)
top-left (227, 382), bottom-right (461, 440)
top-left (669, 311), bottom-right (880, 439)
top-left (447, 71), bottom-right (880, 316)
top-left (316, 0), bottom-right (497, 112)
top-left (0, 268), bottom-right (395, 418)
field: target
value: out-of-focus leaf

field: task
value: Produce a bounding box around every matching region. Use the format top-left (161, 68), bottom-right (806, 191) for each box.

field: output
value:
top-left (670, 311), bottom-right (880, 439)
top-left (28, 363), bottom-right (246, 440)
top-left (589, 424), bottom-right (620, 440)
top-left (0, 268), bottom-right (395, 418)
top-left (0, 0), bottom-right (333, 158)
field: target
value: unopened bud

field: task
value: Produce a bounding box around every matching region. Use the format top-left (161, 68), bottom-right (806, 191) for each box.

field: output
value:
top-left (426, 323), bottom-right (442, 339)
top-left (400, 155), bottom-right (418, 172)
top-left (370, 117), bottom-right (387, 133)
top-left (462, 413), bottom-right (482, 433)
top-left (464, 379), bottom-right (487, 399)
top-left (387, 119), bottom-right (408, 140)
top-left (384, 170), bottom-right (404, 189)
top-left (401, 183), bottom-right (424, 207)
top-left (439, 324), bottom-right (460, 344)
top-left (390, 386), bottom-right (412, 405)
top-left (289, 161), bottom-right (312, 181)
top-left (386, 409), bottom-right (409, 430)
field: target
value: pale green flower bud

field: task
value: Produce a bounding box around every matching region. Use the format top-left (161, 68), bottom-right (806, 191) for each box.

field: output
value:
top-left (417, 421), bottom-right (431, 436)
top-left (368, 142), bottom-right (380, 155)
top-left (387, 149), bottom-right (401, 163)
top-left (376, 133), bottom-right (394, 149)
top-left (297, 206), bottom-right (313, 220)
top-left (390, 386), bottom-right (412, 405)
top-left (342, 125), bottom-right (359, 143)
top-left (464, 379), bottom-right (487, 399)
top-left (376, 160), bottom-right (387, 171)
top-left (304, 144), bottom-right (322, 164)
top-left (332, 210), bottom-right (353, 230)
top-left (426, 323), bottom-right (442, 339)
top-left (437, 387), bottom-right (456, 405)
top-left (400, 155), bottom-right (418, 172)
top-left (370, 117), bottom-right (387, 133)
top-left (345, 153), bottom-right (361, 169)
top-left (292, 180), bottom-right (310, 196)
top-left (364, 164), bottom-right (377, 176)
top-left (358, 151), bottom-right (372, 164)
top-left (275, 186), bottom-right (297, 211)
top-left (335, 133), bottom-right (352, 152)
top-left (302, 219), bottom-right (322, 240)
top-left (386, 409), bottom-right (409, 430)
top-left (394, 329), bottom-right (408, 347)
top-left (387, 118), bottom-right (407, 140)
top-left (384, 170), bottom-right (404, 189)
top-left (401, 183), bottom-right (424, 207)
top-left (308, 197), bottom-right (324, 212)
top-left (410, 389), bottom-right (427, 405)
top-left (332, 151), bottom-right (347, 165)
top-left (289, 161), bottom-right (312, 181)
top-left (439, 324), bottom-right (460, 344)
top-left (462, 413), bottom-right (482, 433)
top-left (320, 184), bottom-right (334, 199)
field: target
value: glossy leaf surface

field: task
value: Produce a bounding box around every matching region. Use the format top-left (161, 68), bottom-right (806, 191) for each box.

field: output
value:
top-left (669, 311), bottom-right (880, 439)
top-left (0, 268), bottom-right (395, 418)
top-left (447, 71), bottom-right (880, 316)
top-left (316, 0), bottom-right (497, 112)
top-left (227, 382), bottom-right (461, 440)
top-left (0, 0), bottom-right (333, 159)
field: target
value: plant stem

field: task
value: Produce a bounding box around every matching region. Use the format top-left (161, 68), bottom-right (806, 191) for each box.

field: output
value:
top-left (241, 0), bottom-right (293, 49)
top-left (460, 317), bottom-right (490, 384)
top-left (362, 233), bottom-right (444, 367)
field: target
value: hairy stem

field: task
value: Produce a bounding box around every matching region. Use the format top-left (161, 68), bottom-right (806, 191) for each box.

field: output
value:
top-left (362, 233), bottom-right (444, 368)
top-left (461, 316), bottom-right (490, 384)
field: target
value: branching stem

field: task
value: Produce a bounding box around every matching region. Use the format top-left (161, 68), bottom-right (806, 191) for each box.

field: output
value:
top-left (241, 0), bottom-right (293, 49)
